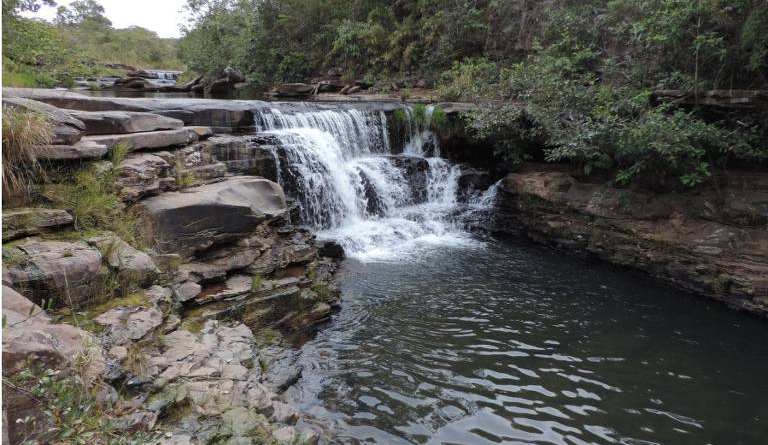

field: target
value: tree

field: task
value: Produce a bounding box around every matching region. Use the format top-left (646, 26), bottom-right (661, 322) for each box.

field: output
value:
top-left (55, 0), bottom-right (112, 28)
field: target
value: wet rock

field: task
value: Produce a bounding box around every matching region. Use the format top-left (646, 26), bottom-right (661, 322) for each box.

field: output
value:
top-left (492, 170), bottom-right (768, 316)
top-left (194, 274), bottom-right (252, 304)
top-left (317, 239), bottom-right (344, 259)
top-left (208, 135), bottom-right (280, 179)
top-left (82, 127), bottom-right (212, 151)
top-left (457, 167), bottom-right (492, 201)
top-left (384, 154), bottom-right (429, 203)
top-left (68, 110), bottom-right (184, 135)
top-left (139, 176), bottom-right (287, 257)
top-left (37, 139), bottom-right (108, 160)
top-left (3, 240), bottom-right (105, 307)
top-left (2, 208), bottom-right (73, 242)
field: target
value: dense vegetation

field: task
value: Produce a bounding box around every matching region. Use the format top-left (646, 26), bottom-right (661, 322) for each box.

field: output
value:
top-left (179, 0), bottom-right (767, 188)
top-left (2, 0), bottom-right (182, 87)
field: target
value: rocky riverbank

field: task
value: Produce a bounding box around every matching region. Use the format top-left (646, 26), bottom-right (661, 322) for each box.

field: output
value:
top-left (487, 166), bottom-right (768, 317)
top-left (2, 89), bottom-right (346, 444)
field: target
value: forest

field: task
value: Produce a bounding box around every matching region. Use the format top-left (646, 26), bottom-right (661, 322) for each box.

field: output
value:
top-left (178, 0), bottom-right (767, 187)
top-left (2, 0), bottom-right (182, 87)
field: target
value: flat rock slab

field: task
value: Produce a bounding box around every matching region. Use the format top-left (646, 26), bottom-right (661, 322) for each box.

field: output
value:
top-left (2, 208), bottom-right (73, 242)
top-left (83, 127), bottom-right (212, 151)
top-left (68, 110), bottom-right (184, 135)
top-left (140, 176), bottom-right (287, 256)
top-left (37, 139), bottom-right (108, 160)
top-left (3, 96), bottom-right (85, 145)
top-left (94, 306), bottom-right (164, 343)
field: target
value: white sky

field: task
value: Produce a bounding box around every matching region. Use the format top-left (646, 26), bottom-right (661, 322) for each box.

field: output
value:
top-left (21, 0), bottom-right (188, 38)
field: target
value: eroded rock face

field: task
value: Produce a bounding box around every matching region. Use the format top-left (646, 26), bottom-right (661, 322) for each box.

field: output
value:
top-left (3, 240), bottom-right (106, 307)
top-left (2, 208), bottom-right (73, 242)
top-left (115, 152), bottom-right (172, 201)
top-left (68, 110), bottom-right (184, 135)
top-left (208, 135), bottom-right (280, 180)
top-left (139, 176), bottom-right (287, 257)
top-left (491, 170), bottom-right (768, 316)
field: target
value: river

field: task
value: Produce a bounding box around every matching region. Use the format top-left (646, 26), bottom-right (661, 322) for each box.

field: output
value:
top-left (285, 239), bottom-right (768, 445)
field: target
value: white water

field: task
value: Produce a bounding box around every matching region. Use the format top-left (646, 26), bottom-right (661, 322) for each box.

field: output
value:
top-left (254, 106), bottom-right (487, 261)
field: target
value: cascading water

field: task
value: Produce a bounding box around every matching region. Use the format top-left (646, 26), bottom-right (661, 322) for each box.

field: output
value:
top-left (253, 105), bottom-right (483, 261)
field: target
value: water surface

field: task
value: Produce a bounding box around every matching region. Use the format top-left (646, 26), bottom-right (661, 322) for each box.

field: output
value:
top-left (287, 239), bottom-right (768, 445)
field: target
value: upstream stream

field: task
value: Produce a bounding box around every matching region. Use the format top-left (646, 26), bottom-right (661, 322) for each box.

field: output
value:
top-left (239, 103), bottom-right (768, 445)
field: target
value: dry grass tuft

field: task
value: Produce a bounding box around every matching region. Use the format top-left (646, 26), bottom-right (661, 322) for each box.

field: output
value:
top-left (2, 105), bottom-right (52, 198)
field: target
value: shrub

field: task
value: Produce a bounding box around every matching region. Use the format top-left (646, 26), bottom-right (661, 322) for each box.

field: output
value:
top-left (1, 106), bottom-right (52, 199)
top-left (437, 58), bottom-right (504, 101)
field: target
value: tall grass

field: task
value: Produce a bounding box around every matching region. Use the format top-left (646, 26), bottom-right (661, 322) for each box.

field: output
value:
top-left (2, 106), bottom-right (52, 199)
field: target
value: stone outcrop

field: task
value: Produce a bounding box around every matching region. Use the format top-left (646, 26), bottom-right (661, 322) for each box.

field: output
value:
top-left (85, 233), bottom-right (159, 287)
top-left (139, 176), bottom-right (287, 256)
top-left (83, 126), bottom-right (212, 151)
top-left (68, 110), bottom-right (184, 135)
top-left (3, 96), bottom-right (85, 145)
top-left (37, 139), bottom-right (108, 160)
top-left (2, 208), bottom-right (73, 242)
top-left (3, 240), bottom-right (106, 308)
top-left (490, 169), bottom-right (768, 316)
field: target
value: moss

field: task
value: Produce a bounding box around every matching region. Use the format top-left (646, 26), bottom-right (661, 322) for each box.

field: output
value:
top-left (83, 290), bottom-right (149, 319)
top-left (711, 274), bottom-right (733, 295)
top-left (254, 328), bottom-right (281, 347)
top-left (179, 317), bottom-right (206, 334)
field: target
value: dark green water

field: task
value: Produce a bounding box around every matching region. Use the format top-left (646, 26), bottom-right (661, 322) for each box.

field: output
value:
top-left (287, 238), bottom-right (768, 445)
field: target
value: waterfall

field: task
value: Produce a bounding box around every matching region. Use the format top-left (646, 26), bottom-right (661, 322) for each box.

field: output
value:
top-left (253, 106), bottom-right (488, 261)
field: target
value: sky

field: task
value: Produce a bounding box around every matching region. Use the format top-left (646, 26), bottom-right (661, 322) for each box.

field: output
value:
top-left (21, 0), bottom-right (189, 38)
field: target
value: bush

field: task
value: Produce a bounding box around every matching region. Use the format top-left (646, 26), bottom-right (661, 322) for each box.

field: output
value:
top-left (437, 58), bottom-right (505, 101)
top-left (2, 106), bottom-right (52, 199)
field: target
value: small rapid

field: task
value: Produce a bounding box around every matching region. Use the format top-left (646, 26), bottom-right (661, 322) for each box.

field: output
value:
top-left (253, 105), bottom-right (483, 261)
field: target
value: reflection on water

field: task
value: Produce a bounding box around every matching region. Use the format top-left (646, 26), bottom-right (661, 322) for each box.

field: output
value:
top-left (286, 238), bottom-right (768, 445)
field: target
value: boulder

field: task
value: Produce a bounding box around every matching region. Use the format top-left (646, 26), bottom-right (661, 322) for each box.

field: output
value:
top-left (208, 135), bottom-right (280, 179)
top-left (113, 77), bottom-right (152, 90)
top-left (82, 127), bottom-right (212, 151)
top-left (385, 154), bottom-right (429, 203)
top-left (2, 286), bottom-right (105, 444)
top-left (115, 153), bottom-right (172, 201)
top-left (275, 83), bottom-right (315, 97)
top-left (3, 96), bottom-right (85, 145)
top-left (317, 240), bottom-right (344, 259)
top-left (139, 176), bottom-right (287, 256)
top-left (94, 306), bottom-right (164, 343)
top-left (172, 281), bottom-right (202, 303)
top-left (3, 240), bottom-right (106, 307)
top-left (85, 233), bottom-right (159, 287)
top-left (68, 110), bottom-right (184, 135)
top-left (37, 139), bottom-right (108, 160)
top-left (2, 208), bottom-right (73, 242)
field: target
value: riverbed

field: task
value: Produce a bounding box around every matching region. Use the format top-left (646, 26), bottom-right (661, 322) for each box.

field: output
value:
top-left (286, 238), bottom-right (768, 445)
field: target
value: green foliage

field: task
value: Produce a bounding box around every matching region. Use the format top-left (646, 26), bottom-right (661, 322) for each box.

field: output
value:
top-left (437, 58), bottom-right (506, 101)
top-left (110, 141), bottom-right (131, 168)
top-left (2, 1), bottom-right (182, 87)
top-left (42, 165), bottom-right (140, 246)
top-left (251, 274), bottom-right (264, 291)
top-left (8, 367), bottom-right (155, 444)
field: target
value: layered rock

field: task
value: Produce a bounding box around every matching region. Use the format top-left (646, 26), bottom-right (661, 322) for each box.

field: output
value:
top-left (2, 208), bottom-right (73, 241)
top-left (83, 126), bottom-right (212, 151)
top-left (139, 176), bottom-right (287, 257)
top-left (3, 96), bottom-right (85, 145)
top-left (68, 110), bottom-right (184, 135)
top-left (3, 240), bottom-right (106, 307)
top-left (490, 170), bottom-right (768, 316)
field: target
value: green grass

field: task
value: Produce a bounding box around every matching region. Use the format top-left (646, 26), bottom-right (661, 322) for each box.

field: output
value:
top-left (110, 141), bottom-right (132, 167)
top-left (2, 70), bottom-right (39, 87)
